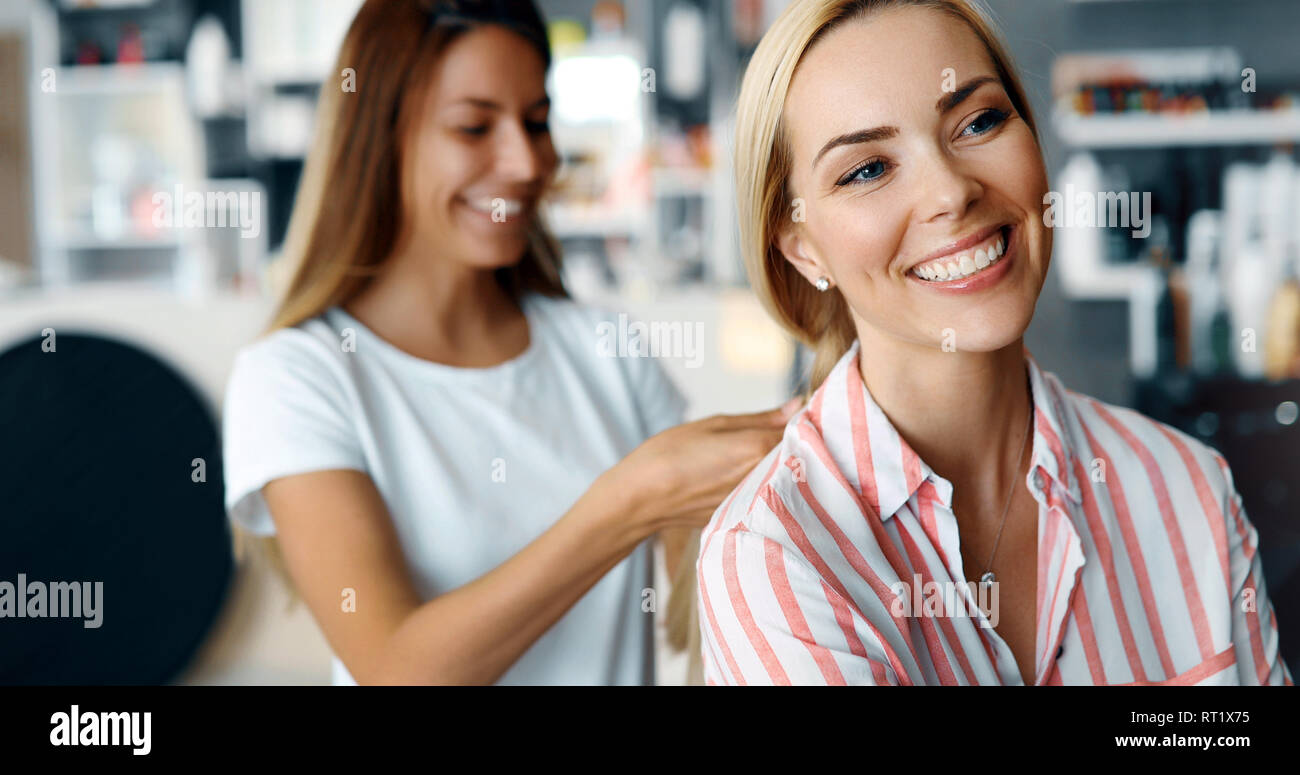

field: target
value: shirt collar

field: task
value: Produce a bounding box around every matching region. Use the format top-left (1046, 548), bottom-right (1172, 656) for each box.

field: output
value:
top-left (812, 341), bottom-right (1082, 522)
top-left (1024, 346), bottom-right (1084, 507)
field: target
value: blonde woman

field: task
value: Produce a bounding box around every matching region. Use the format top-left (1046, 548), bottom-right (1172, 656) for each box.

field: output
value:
top-left (221, 0), bottom-right (797, 686)
top-left (695, 0), bottom-right (1292, 685)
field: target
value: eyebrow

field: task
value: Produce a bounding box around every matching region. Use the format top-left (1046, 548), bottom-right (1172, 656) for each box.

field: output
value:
top-left (936, 75), bottom-right (997, 114)
top-left (448, 96), bottom-right (551, 110)
top-left (812, 126), bottom-right (898, 169)
top-left (811, 75), bottom-right (999, 170)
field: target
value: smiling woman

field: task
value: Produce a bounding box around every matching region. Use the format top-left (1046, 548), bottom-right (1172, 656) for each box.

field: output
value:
top-left (220, 0), bottom-right (800, 687)
top-left (695, 0), bottom-right (1293, 686)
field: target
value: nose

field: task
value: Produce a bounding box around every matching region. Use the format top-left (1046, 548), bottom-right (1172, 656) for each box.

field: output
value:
top-left (495, 120), bottom-right (551, 184)
top-left (914, 148), bottom-right (984, 225)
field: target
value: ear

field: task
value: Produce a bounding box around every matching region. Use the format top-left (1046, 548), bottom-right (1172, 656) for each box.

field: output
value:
top-left (773, 221), bottom-right (833, 290)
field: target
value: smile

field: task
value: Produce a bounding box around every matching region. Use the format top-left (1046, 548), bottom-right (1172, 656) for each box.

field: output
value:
top-left (464, 197), bottom-right (526, 218)
top-left (909, 225), bottom-right (1009, 282)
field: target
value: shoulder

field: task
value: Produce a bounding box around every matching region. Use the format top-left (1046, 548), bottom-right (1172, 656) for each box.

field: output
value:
top-left (531, 293), bottom-right (687, 404)
top-left (527, 292), bottom-right (681, 347)
top-left (521, 292), bottom-right (617, 362)
top-left (1058, 381), bottom-right (1237, 505)
top-left (225, 313), bottom-right (356, 407)
top-left (522, 292), bottom-right (606, 338)
top-left (702, 407), bottom-right (849, 560)
top-left (231, 313), bottom-right (343, 369)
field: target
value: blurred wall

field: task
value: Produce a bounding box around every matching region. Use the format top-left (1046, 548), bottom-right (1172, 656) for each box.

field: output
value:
top-left (986, 0), bottom-right (1300, 404)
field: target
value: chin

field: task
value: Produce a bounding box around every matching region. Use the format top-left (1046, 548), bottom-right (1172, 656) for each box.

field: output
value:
top-left (915, 304), bottom-right (1033, 352)
top-left (458, 239), bottom-right (532, 270)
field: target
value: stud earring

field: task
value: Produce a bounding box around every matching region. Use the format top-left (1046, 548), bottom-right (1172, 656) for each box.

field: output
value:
top-left (814, 276), bottom-right (830, 292)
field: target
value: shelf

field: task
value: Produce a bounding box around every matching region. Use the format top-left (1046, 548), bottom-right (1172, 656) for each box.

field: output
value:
top-left (58, 0), bottom-right (158, 10)
top-left (248, 71), bottom-right (327, 88)
top-left (52, 62), bottom-right (186, 95)
top-left (652, 168), bottom-right (713, 198)
top-left (1055, 108), bottom-right (1300, 148)
top-left (548, 208), bottom-right (649, 239)
top-left (55, 235), bottom-right (183, 251)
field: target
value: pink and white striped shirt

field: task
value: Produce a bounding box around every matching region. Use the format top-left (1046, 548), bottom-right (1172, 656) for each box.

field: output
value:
top-left (696, 340), bottom-right (1293, 685)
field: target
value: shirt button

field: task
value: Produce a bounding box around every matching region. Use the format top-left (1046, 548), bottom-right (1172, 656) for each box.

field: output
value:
top-left (1032, 469), bottom-right (1046, 490)
top-left (1056, 645), bottom-right (1065, 659)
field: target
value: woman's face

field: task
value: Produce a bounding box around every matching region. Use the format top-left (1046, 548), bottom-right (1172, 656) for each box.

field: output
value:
top-left (401, 24), bottom-right (556, 270)
top-left (777, 7), bottom-right (1051, 353)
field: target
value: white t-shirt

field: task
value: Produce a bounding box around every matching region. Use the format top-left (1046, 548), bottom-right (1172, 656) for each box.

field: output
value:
top-left (221, 292), bottom-right (687, 685)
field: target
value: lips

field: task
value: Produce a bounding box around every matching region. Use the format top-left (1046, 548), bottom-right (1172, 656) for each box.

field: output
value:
top-left (908, 223), bottom-right (1011, 282)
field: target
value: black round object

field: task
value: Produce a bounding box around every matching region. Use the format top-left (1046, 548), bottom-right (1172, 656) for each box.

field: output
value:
top-left (0, 331), bottom-right (232, 684)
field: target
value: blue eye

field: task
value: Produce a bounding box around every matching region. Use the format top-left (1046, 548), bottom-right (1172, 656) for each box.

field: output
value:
top-left (962, 108), bottom-right (1009, 136)
top-left (838, 159), bottom-right (890, 187)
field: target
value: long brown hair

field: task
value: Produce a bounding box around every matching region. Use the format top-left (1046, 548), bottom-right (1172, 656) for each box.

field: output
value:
top-left (240, 0), bottom-right (567, 594)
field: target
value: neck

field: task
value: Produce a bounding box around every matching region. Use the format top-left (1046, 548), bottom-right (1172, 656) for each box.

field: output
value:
top-left (855, 323), bottom-right (1032, 509)
top-left (347, 229), bottom-right (520, 355)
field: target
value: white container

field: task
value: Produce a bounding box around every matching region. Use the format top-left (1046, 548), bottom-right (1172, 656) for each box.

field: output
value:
top-left (1228, 242), bottom-right (1276, 378)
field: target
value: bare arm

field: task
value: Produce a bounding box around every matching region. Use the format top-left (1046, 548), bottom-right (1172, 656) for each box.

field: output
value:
top-left (261, 404), bottom-right (798, 685)
top-left (264, 466), bottom-right (649, 685)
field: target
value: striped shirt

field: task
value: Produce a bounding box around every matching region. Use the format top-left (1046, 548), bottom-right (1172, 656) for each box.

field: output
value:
top-left (696, 340), bottom-right (1293, 685)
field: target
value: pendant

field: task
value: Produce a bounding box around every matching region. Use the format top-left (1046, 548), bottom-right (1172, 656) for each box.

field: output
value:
top-left (979, 570), bottom-right (996, 587)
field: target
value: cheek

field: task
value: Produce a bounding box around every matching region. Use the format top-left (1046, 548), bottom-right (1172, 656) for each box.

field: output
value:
top-left (990, 127), bottom-right (1048, 216)
top-left (812, 198), bottom-right (906, 281)
top-left (537, 138), bottom-right (559, 177)
top-left (419, 136), bottom-right (484, 204)
top-left (1011, 145), bottom-right (1052, 272)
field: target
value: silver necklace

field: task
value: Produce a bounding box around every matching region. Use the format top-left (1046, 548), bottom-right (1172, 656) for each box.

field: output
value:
top-left (978, 389), bottom-right (1034, 590)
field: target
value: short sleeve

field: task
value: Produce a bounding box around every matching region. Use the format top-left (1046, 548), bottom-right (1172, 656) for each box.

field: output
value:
top-left (621, 347), bottom-right (688, 438)
top-left (221, 334), bottom-right (367, 536)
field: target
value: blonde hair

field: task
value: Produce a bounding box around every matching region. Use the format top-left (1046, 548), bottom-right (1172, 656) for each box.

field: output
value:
top-left (735, 0), bottom-right (1040, 394)
top-left (669, 0), bottom-right (1041, 684)
top-left (236, 0), bottom-right (566, 599)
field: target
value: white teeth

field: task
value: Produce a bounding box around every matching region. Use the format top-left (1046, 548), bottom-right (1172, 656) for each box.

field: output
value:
top-left (912, 228), bottom-right (1008, 282)
top-left (469, 197), bottom-right (524, 215)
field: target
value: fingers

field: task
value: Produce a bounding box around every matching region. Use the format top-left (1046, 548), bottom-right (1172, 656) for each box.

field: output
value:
top-left (721, 427), bottom-right (785, 476)
top-left (751, 426), bottom-right (786, 460)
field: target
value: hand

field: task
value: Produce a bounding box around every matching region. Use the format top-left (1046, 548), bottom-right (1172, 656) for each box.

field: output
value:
top-left (604, 397), bottom-right (804, 535)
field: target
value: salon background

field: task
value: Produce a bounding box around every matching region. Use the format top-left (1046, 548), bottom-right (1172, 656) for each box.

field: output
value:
top-left (1, 0), bottom-right (1297, 684)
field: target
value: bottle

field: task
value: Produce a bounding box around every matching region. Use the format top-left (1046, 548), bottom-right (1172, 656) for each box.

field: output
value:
top-left (186, 15), bottom-right (232, 119)
top-left (1264, 276), bottom-right (1300, 380)
top-left (1185, 210), bottom-right (1223, 376)
top-left (1054, 153), bottom-right (1108, 298)
top-left (1229, 243), bottom-right (1276, 378)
